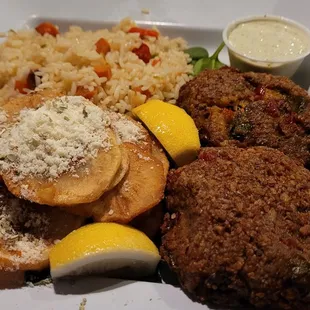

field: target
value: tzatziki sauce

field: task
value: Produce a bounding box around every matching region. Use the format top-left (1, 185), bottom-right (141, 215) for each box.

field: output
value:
top-left (228, 19), bottom-right (310, 62)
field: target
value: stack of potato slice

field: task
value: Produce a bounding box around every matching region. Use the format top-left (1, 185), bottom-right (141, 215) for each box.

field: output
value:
top-left (0, 184), bottom-right (84, 288)
top-left (0, 90), bottom-right (168, 287)
top-left (68, 130), bottom-right (168, 224)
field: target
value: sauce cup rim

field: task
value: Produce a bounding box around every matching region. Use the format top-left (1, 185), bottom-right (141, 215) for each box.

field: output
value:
top-left (222, 14), bottom-right (310, 64)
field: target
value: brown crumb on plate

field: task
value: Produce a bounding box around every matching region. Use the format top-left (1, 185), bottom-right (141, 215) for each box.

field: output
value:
top-left (79, 298), bottom-right (87, 310)
top-left (141, 8), bottom-right (150, 14)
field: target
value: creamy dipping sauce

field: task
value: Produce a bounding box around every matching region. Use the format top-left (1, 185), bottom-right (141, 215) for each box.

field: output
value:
top-left (228, 19), bottom-right (310, 62)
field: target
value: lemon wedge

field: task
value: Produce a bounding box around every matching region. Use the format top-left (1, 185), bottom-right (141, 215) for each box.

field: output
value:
top-left (132, 100), bottom-right (200, 166)
top-left (49, 223), bottom-right (160, 279)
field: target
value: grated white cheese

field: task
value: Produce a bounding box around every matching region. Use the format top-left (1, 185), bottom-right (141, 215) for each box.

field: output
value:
top-left (0, 109), bottom-right (7, 124)
top-left (0, 190), bottom-right (50, 268)
top-left (20, 184), bottom-right (34, 199)
top-left (123, 180), bottom-right (130, 192)
top-left (109, 113), bottom-right (145, 144)
top-left (0, 96), bottom-right (111, 181)
top-left (137, 153), bottom-right (151, 161)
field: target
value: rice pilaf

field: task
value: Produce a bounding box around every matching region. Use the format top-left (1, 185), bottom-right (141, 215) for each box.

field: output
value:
top-left (0, 18), bottom-right (193, 112)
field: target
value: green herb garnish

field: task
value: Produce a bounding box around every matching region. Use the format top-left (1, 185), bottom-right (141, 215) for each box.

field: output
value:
top-left (184, 47), bottom-right (209, 60)
top-left (83, 107), bottom-right (88, 118)
top-left (193, 42), bottom-right (226, 75)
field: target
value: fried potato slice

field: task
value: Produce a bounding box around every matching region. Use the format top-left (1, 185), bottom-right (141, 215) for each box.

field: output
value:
top-left (109, 112), bottom-right (152, 152)
top-left (131, 118), bottom-right (153, 152)
top-left (151, 140), bottom-right (169, 179)
top-left (106, 145), bottom-right (130, 191)
top-left (65, 145), bottom-right (130, 218)
top-left (3, 130), bottom-right (122, 206)
top-left (0, 90), bottom-right (62, 184)
top-left (88, 142), bottom-right (166, 223)
top-left (130, 202), bottom-right (164, 239)
top-left (2, 90), bottom-right (63, 122)
top-left (65, 142), bottom-right (166, 222)
top-left (0, 185), bottom-right (84, 272)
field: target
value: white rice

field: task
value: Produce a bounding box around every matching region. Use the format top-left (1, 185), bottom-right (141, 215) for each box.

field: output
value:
top-left (0, 18), bottom-right (193, 112)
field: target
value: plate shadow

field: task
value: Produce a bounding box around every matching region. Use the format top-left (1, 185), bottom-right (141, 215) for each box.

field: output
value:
top-left (53, 276), bottom-right (134, 295)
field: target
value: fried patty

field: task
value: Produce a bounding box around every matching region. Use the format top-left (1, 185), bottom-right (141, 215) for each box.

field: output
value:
top-left (161, 147), bottom-right (310, 309)
top-left (177, 67), bottom-right (310, 166)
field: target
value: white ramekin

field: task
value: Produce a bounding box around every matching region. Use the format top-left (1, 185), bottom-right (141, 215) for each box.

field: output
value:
top-left (222, 15), bottom-right (310, 77)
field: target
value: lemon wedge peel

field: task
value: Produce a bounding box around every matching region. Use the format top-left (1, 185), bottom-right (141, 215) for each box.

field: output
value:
top-left (132, 100), bottom-right (200, 166)
top-left (49, 223), bottom-right (160, 279)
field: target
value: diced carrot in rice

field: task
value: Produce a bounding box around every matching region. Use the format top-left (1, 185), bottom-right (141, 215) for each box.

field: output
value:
top-left (133, 86), bottom-right (152, 99)
top-left (76, 86), bottom-right (98, 99)
top-left (93, 65), bottom-right (112, 80)
top-left (128, 27), bottom-right (159, 39)
top-left (95, 38), bottom-right (111, 55)
top-left (14, 80), bottom-right (28, 94)
top-left (35, 22), bottom-right (59, 37)
top-left (132, 43), bottom-right (151, 63)
top-left (0, 18), bottom-right (192, 110)
top-left (151, 58), bottom-right (161, 66)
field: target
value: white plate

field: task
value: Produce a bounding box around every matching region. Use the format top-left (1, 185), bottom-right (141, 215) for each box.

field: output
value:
top-left (1, 1), bottom-right (310, 309)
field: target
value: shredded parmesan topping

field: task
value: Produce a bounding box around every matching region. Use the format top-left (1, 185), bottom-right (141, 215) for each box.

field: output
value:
top-left (109, 112), bottom-right (145, 144)
top-left (0, 110), bottom-right (7, 124)
top-left (0, 189), bottom-right (50, 268)
top-left (0, 96), bottom-right (111, 181)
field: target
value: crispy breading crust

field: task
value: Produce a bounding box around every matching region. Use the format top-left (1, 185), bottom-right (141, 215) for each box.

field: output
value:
top-left (177, 68), bottom-right (310, 167)
top-left (161, 147), bottom-right (310, 309)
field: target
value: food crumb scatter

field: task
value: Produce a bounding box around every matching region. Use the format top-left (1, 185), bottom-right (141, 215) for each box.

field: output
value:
top-left (25, 282), bottom-right (35, 288)
top-left (123, 180), bottom-right (130, 192)
top-left (20, 184), bottom-right (34, 199)
top-left (137, 153), bottom-right (151, 161)
top-left (79, 298), bottom-right (87, 310)
top-left (141, 8), bottom-right (150, 14)
top-left (26, 278), bottom-right (52, 287)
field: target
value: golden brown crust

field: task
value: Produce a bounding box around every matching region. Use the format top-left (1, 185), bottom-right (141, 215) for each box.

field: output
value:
top-left (162, 147), bottom-right (310, 309)
top-left (0, 270), bottom-right (25, 289)
top-left (177, 68), bottom-right (310, 162)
